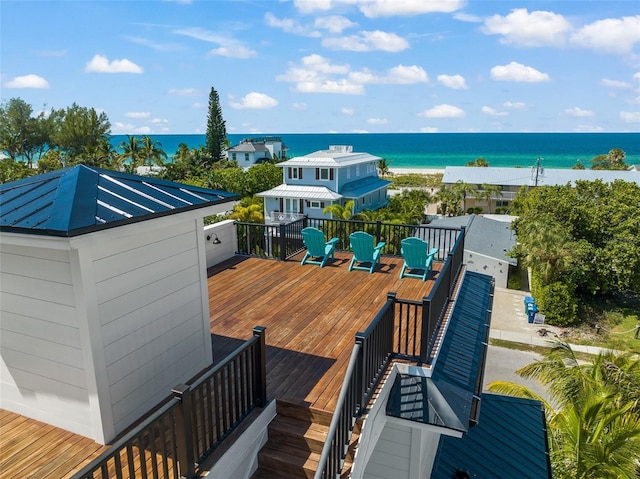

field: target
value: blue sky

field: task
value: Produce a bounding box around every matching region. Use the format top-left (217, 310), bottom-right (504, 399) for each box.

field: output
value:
top-left (2, 0), bottom-right (639, 134)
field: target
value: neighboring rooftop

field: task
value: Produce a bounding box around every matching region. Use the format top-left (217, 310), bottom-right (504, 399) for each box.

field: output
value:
top-left (0, 165), bottom-right (239, 237)
top-left (281, 145), bottom-right (381, 168)
top-left (442, 166), bottom-right (640, 187)
top-left (428, 215), bottom-right (517, 266)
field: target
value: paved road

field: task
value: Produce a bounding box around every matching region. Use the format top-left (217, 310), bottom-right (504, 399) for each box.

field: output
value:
top-left (483, 345), bottom-right (550, 402)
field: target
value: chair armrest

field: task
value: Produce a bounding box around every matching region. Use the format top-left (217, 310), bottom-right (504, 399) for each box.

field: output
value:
top-left (327, 237), bottom-right (340, 246)
top-left (428, 247), bottom-right (438, 258)
top-left (375, 242), bottom-right (386, 251)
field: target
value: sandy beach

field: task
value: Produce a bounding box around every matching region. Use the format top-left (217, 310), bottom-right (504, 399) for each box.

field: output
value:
top-left (389, 168), bottom-right (445, 176)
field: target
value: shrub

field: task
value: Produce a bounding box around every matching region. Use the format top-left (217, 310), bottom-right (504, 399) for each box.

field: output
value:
top-left (531, 274), bottom-right (579, 326)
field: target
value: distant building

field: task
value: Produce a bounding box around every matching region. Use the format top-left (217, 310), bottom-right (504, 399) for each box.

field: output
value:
top-left (442, 165), bottom-right (640, 214)
top-left (225, 136), bottom-right (287, 168)
top-left (257, 145), bottom-right (391, 223)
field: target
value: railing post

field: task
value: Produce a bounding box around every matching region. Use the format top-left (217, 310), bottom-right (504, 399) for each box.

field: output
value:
top-left (279, 223), bottom-right (287, 261)
top-left (171, 384), bottom-right (196, 479)
top-left (375, 220), bottom-right (382, 244)
top-left (253, 326), bottom-right (267, 407)
top-left (354, 333), bottom-right (365, 415)
top-left (420, 296), bottom-right (432, 363)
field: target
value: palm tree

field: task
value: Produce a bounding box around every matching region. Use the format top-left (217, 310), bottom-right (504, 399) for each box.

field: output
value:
top-left (229, 196), bottom-right (264, 223)
top-left (118, 135), bottom-right (141, 172)
top-left (466, 158), bottom-right (489, 167)
top-left (478, 183), bottom-right (503, 214)
top-left (488, 341), bottom-right (640, 479)
top-left (517, 220), bottom-right (572, 283)
top-left (435, 188), bottom-right (463, 217)
top-left (139, 136), bottom-right (168, 167)
top-left (323, 200), bottom-right (355, 220)
top-left (377, 158), bottom-right (391, 177)
top-left (452, 180), bottom-right (477, 214)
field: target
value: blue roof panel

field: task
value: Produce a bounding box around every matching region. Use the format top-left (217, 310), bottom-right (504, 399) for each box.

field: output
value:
top-left (0, 165), bottom-right (239, 237)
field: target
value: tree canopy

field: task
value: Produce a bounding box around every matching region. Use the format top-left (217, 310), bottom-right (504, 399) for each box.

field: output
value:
top-left (205, 87), bottom-right (227, 164)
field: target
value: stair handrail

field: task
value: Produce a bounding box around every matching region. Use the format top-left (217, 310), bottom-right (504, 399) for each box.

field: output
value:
top-left (314, 342), bottom-right (362, 479)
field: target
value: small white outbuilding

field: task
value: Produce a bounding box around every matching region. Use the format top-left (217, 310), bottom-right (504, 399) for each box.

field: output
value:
top-left (0, 165), bottom-right (239, 444)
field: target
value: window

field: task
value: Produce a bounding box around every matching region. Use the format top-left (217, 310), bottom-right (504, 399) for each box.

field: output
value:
top-left (356, 165), bottom-right (360, 176)
top-left (288, 167), bottom-right (302, 179)
top-left (244, 153), bottom-right (249, 162)
top-left (232, 153), bottom-right (236, 161)
top-left (316, 168), bottom-right (333, 180)
top-left (310, 201), bottom-right (324, 208)
top-left (496, 201), bottom-right (509, 207)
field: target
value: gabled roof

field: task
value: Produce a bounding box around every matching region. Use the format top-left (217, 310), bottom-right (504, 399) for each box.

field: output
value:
top-left (431, 394), bottom-right (552, 479)
top-left (428, 215), bottom-right (517, 265)
top-left (227, 142), bottom-right (270, 153)
top-left (340, 176), bottom-right (392, 198)
top-left (256, 184), bottom-right (343, 201)
top-left (442, 166), bottom-right (640, 187)
top-left (0, 165), bottom-right (239, 237)
top-left (386, 272), bottom-right (493, 433)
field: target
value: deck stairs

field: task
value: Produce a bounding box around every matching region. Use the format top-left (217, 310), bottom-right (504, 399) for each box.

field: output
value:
top-left (251, 400), bottom-right (361, 478)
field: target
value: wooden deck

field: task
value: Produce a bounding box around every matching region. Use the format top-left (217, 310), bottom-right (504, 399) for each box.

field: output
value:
top-left (208, 253), bottom-right (440, 412)
top-left (0, 253), bottom-right (438, 478)
top-left (0, 409), bottom-right (108, 479)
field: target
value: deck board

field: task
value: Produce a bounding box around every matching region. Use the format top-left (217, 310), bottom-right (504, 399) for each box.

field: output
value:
top-left (209, 253), bottom-right (439, 411)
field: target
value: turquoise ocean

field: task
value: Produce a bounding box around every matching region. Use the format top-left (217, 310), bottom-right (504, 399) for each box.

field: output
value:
top-left (110, 133), bottom-right (639, 170)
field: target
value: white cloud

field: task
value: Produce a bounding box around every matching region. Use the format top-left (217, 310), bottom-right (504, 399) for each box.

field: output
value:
top-left (490, 62), bottom-right (550, 82)
top-left (634, 72), bottom-right (640, 82)
top-left (298, 79), bottom-right (364, 94)
top-left (503, 101), bottom-right (526, 109)
top-left (437, 74), bottom-right (467, 89)
top-left (264, 12), bottom-right (321, 37)
top-left (124, 111), bottom-right (151, 119)
top-left (418, 104), bottom-right (465, 118)
top-left (385, 65), bottom-right (428, 84)
top-left (229, 92), bottom-right (279, 109)
top-left (454, 12), bottom-right (482, 23)
top-left (420, 126), bottom-right (439, 133)
top-left (323, 30), bottom-right (409, 52)
top-left (192, 102), bottom-right (205, 108)
top-left (571, 15), bottom-right (640, 55)
top-left (302, 54), bottom-right (350, 74)
top-left (482, 106), bottom-right (507, 116)
top-left (85, 54), bottom-right (143, 73)
top-left (174, 27), bottom-right (256, 58)
top-left (291, 102), bottom-right (308, 111)
top-left (564, 107), bottom-right (594, 117)
top-left (367, 117), bottom-right (388, 124)
top-left (151, 118), bottom-right (169, 124)
top-left (359, 0), bottom-right (466, 18)
top-left (342, 107), bottom-right (355, 115)
top-left (352, 129), bottom-right (369, 133)
top-left (112, 122), bottom-right (152, 134)
top-left (4, 74), bottom-right (49, 89)
top-left (315, 15), bottom-right (357, 33)
top-left (601, 79), bottom-right (631, 88)
top-left (169, 88), bottom-right (201, 96)
top-left (482, 8), bottom-right (571, 47)
top-left (574, 124), bottom-right (604, 132)
top-left (620, 111), bottom-right (640, 123)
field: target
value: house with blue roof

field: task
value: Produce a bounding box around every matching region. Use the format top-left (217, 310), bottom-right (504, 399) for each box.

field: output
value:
top-left (257, 145), bottom-right (391, 223)
top-left (0, 165), bottom-right (239, 444)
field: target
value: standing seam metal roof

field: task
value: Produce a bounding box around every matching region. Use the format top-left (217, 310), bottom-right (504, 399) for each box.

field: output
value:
top-left (0, 165), bottom-right (239, 237)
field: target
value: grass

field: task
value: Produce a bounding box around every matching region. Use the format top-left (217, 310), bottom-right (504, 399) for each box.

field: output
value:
top-left (383, 173), bottom-right (443, 189)
top-left (489, 338), bottom-right (601, 362)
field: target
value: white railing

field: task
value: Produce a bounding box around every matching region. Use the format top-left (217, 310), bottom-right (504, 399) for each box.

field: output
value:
top-left (266, 211), bottom-right (306, 224)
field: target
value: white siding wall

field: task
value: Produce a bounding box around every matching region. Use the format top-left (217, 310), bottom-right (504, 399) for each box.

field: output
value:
top-left (90, 219), bottom-right (212, 435)
top-left (0, 244), bottom-right (92, 437)
top-left (363, 422), bottom-right (412, 479)
top-left (465, 251), bottom-right (509, 289)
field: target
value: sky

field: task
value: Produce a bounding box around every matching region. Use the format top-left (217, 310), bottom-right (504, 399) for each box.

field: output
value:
top-left (1, 0), bottom-right (640, 135)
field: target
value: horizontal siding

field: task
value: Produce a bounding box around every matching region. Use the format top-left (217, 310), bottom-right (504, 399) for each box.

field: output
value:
top-left (90, 223), bottom-right (210, 433)
top-left (364, 422), bottom-right (412, 479)
top-left (0, 249), bottom-right (73, 284)
top-left (1, 292), bottom-right (77, 327)
top-left (1, 310), bottom-right (81, 349)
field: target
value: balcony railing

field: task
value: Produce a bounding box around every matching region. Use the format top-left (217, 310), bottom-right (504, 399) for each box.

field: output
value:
top-left (314, 225), bottom-right (466, 479)
top-left (236, 218), bottom-right (463, 260)
top-left (71, 327), bottom-right (267, 479)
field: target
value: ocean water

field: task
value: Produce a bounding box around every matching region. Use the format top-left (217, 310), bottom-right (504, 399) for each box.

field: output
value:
top-left (110, 133), bottom-right (640, 170)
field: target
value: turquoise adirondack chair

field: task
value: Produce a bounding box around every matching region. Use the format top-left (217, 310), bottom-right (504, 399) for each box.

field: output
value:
top-left (399, 237), bottom-right (438, 281)
top-left (348, 231), bottom-right (386, 274)
top-left (301, 227), bottom-right (339, 268)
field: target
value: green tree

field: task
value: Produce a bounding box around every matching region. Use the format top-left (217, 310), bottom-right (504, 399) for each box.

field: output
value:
top-left (591, 148), bottom-right (629, 170)
top-left (324, 200), bottom-right (355, 220)
top-left (478, 183), bottom-right (502, 214)
top-left (229, 196), bottom-right (264, 223)
top-left (466, 158), bottom-right (489, 167)
top-left (139, 136), bottom-right (167, 167)
top-left (489, 341), bottom-right (640, 479)
top-left (205, 87), bottom-right (227, 164)
top-left (377, 158), bottom-right (391, 176)
top-left (52, 103), bottom-right (111, 166)
top-left (452, 180), bottom-right (477, 213)
top-left (243, 163), bottom-right (282, 196)
top-left (0, 157), bottom-right (34, 183)
top-left (118, 135), bottom-right (141, 172)
top-left (435, 187), bottom-right (463, 216)
top-left (0, 98), bottom-right (51, 166)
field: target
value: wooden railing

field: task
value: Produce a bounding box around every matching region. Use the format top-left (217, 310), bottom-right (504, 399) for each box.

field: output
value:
top-left (235, 218), bottom-right (463, 260)
top-left (71, 327), bottom-right (267, 479)
top-left (315, 226), bottom-right (466, 478)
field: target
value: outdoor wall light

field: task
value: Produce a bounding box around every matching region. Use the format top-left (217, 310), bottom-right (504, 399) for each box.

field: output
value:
top-left (206, 234), bottom-right (222, 244)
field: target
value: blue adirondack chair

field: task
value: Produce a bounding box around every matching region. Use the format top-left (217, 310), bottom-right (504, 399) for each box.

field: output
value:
top-left (399, 237), bottom-right (438, 281)
top-left (348, 231), bottom-right (386, 274)
top-left (301, 227), bottom-right (339, 268)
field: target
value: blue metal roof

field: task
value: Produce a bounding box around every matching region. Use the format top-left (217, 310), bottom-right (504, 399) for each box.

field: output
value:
top-left (386, 271), bottom-right (493, 433)
top-left (431, 393), bottom-right (552, 479)
top-left (339, 176), bottom-right (391, 198)
top-left (0, 165), bottom-right (239, 237)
